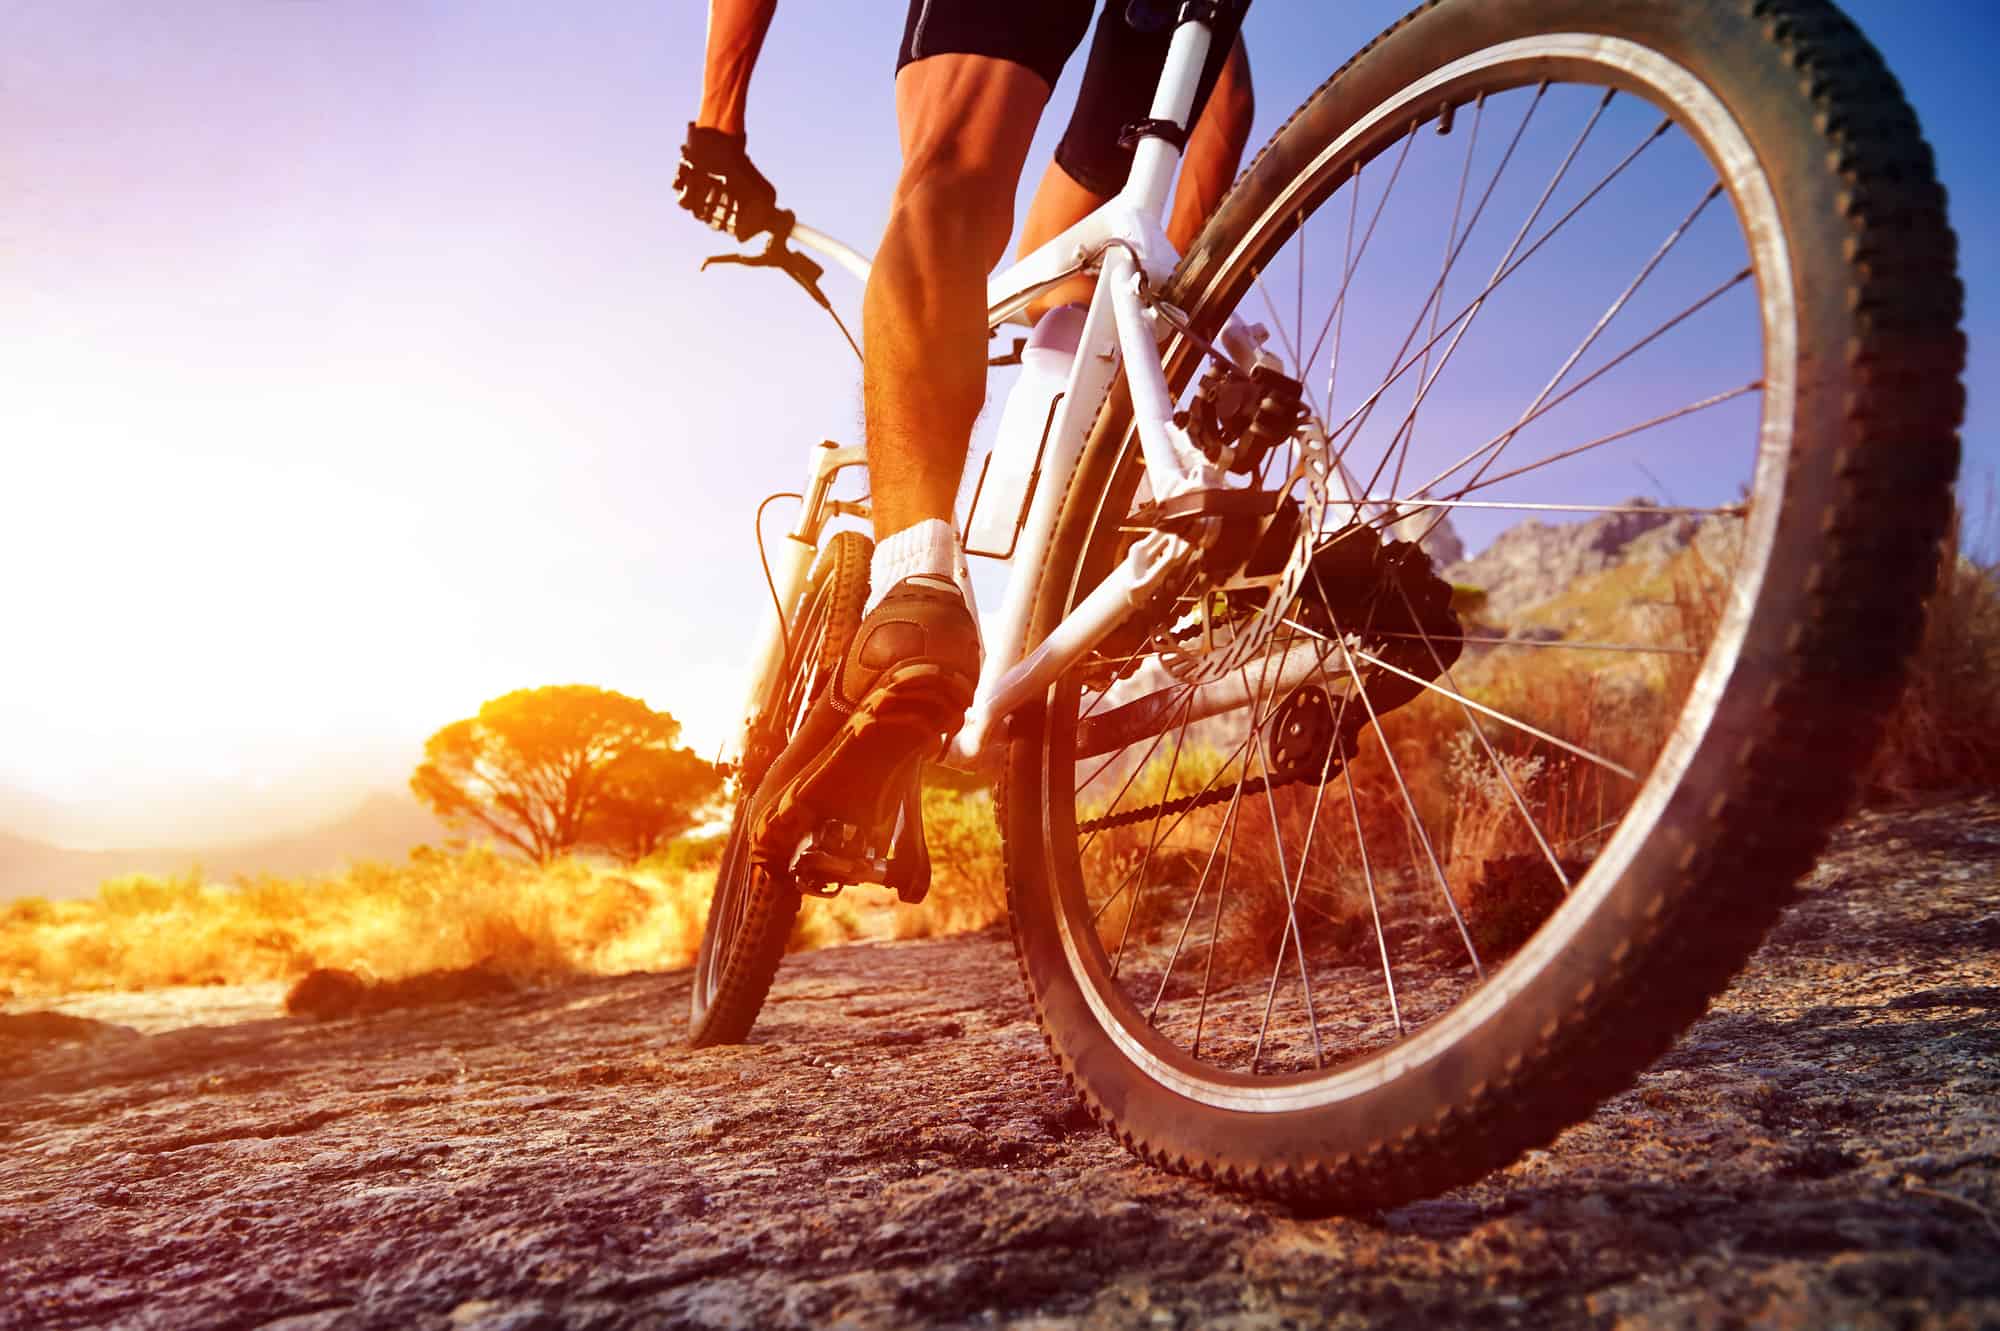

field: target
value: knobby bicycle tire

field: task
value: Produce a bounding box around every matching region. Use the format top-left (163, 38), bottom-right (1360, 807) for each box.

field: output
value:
top-left (690, 530), bottom-right (871, 1047)
top-left (1000, 0), bottom-right (1962, 1206)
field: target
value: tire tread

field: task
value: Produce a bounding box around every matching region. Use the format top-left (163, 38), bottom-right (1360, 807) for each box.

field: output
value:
top-left (1001, 0), bottom-right (1963, 1207)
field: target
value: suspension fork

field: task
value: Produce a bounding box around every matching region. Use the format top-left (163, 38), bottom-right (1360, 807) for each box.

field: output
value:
top-left (730, 440), bottom-right (869, 767)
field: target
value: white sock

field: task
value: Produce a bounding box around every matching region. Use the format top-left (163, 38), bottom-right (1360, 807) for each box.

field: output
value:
top-left (867, 518), bottom-right (976, 618)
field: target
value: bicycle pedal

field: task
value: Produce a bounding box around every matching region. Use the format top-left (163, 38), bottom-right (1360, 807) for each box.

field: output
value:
top-left (785, 770), bottom-right (933, 906)
top-left (883, 769), bottom-right (931, 906)
top-left (790, 819), bottom-right (890, 891)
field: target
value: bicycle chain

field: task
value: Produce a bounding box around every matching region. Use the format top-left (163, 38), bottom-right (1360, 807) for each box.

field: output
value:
top-left (1077, 678), bottom-right (1354, 832)
top-left (1076, 767), bottom-right (1316, 834)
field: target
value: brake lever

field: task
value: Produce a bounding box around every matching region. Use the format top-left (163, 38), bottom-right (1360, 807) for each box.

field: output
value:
top-left (701, 210), bottom-right (834, 311)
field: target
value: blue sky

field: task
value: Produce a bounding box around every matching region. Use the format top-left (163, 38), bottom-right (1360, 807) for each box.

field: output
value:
top-left (2, 2), bottom-right (1991, 843)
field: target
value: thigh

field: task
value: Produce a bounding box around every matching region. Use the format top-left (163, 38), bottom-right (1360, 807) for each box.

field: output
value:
top-left (1056, 0), bottom-right (1252, 196)
top-left (896, 0), bottom-right (1095, 95)
top-left (892, 52), bottom-right (1052, 188)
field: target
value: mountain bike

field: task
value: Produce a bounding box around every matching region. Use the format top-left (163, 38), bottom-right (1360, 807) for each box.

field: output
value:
top-left (688, 0), bottom-right (1964, 1208)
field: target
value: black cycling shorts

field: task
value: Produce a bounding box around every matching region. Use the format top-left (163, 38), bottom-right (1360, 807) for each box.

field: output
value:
top-left (896, 1), bottom-right (1250, 197)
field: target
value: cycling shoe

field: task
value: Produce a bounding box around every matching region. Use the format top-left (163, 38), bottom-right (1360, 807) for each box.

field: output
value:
top-left (748, 575), bottom-right (979, 871)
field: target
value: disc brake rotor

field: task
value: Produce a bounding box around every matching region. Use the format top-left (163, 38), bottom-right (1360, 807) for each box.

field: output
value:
top-left (1153, 417), bottom-right (1335, 688)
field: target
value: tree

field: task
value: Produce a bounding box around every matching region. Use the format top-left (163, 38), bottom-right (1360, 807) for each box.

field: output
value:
top-left (587, 744), bottom-right (723, 862)
top-left (411, 685), bottom-right (722, 864)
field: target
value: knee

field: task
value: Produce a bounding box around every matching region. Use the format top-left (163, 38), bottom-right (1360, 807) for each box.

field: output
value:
top-left (888, 159), bottom-right (1018, 273)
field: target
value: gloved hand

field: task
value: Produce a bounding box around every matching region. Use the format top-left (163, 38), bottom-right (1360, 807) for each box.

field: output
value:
top-left (675, 124), bottom-right (780, 242)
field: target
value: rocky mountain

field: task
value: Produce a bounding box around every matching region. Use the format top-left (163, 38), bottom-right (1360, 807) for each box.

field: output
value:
top-left (1383, 509), bottom-right (1467, 567)
top-left (1442, 498), bottom-right (1742, 624)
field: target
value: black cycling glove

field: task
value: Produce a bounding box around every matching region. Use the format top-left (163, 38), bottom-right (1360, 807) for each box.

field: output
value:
top-left (675, 124), bottom-right (780, 242)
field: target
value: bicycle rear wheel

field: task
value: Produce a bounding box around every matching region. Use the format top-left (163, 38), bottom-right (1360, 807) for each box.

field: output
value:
top-left (1001, 0), bottom-right (1962, 1204)
top-left (690, 530), bottom-right (871, 1047)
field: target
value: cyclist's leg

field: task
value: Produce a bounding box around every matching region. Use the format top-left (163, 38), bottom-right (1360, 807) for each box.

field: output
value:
top-left (862, 55), bottom-right (1051, 538)
top-left (747, 16), bottom-right (1095, 860)
top-left (1020, 18), bottom-right (1255, 317)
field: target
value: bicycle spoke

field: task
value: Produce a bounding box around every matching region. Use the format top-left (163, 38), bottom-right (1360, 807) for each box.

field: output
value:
top-left (1404, 253), bottom-right (1753, 507)
top-left (1110, 686), bottom-right (1201, 978)
top-left (1387, 85), bottom-right (1486, 500)
top-left (1253, 282), bottom-right (1307, 399)
top-left (1314, 586), bottom-right (1486, 982)
top-left (1353, 85), bottom-right (1609, 502)
top-left (1149, 766), bottom-right (1250, 1022)
top-left (1325, 161), bottom-right (1360, 406)
top-left (1295, 205), bottom-right (1305, 382)
top-left (1327, 106), bottom-right (1675, 487)
top-left (1438, 380), bottom-right (1761, 501)
top-left (1341, 744), bottom-right (1404, 1038)
top-left (1088, 723), bottom-right (1258, 925)
top-left (1077, 682), bottom-right (1198, 855)
top-left (1086, 621), bottom-right (1333, 933)
top-left (1350, 499), bottom-right (1746, 517)
top-left (1308, 99), bottom-right (1489, 389)
top-left (1309, 82), bottom-right (1527, 401)
top-left (1246, 666), bottom-right (1326, 1073)
top-left (1411, 183), bottom-right (1729, 546)
top-left (1340, 639), bottom-right (1641, 782)
top-left (1190, 779), bottom-right (1247, 1061)
top-left (1270, 121), bottom-right (1417, 411)
top-left (1371, 630), bottom-right (1700, 657)
top-left (1074, 744), bottom-right (1128, 799)
top-left (1244, 641), bottom-right (1371, 1071)
top-left (1396, 579), bottom-right (1572, 893)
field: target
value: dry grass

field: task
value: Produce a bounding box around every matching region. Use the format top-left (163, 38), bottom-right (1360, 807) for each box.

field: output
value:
top-left (0, 847), bottom-right (719, 1000)
top-left (892, 786), bottom-right (1008, 938)
top-left (1079, 539), bottom-right (1740, 981)
top-left (11, 509), bottom-right (1990, 1002)
top-left (1869, 510), bottom-right (2000, 799)
top-left (1120, 511), bottom-right (1998, 981)
top-left (0, 788), bottom-right (1016, 1001)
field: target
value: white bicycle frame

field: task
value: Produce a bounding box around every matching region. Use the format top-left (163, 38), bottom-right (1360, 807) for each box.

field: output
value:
top-left (729, 14), bottom-right (1317, 774)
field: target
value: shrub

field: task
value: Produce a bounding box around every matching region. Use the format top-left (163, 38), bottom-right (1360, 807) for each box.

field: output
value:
top-left (1868, 508), bottom-right (2000, 799)
top-left (893, 786), bottom-right (1009, 939)
top-left (0, 843), bottom-right (726, 998)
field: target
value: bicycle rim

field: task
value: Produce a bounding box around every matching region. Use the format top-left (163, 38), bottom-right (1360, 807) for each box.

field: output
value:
top-left (690, 531), bottom-right (869, 1045)
top-left (1008, 0), bottom-right (1960, 1196)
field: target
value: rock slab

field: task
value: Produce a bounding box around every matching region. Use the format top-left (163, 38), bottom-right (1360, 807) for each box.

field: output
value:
top-left (3, 798), bottom-right (1997, 1330)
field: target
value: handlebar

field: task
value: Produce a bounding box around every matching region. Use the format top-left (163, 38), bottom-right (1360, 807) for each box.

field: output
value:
top-left (787, 223), bottom-right (873, 286)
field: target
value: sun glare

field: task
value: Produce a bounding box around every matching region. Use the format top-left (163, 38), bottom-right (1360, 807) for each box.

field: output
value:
top-left (4, 324), bottom-right (724, 807)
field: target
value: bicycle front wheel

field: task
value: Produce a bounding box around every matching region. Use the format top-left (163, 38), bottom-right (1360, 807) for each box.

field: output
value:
top-left (1001, 0), bottom-right (1962, 1204)
top-left (690, 530), bottom-right (871, 1047)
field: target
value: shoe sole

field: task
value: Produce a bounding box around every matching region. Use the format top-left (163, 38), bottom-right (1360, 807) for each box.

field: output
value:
top-left (750, 662), bottom-right (975, 866)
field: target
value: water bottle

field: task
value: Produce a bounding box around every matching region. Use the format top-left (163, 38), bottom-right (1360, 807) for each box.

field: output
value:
top-left (966, 303), bottom-right (1086, 557)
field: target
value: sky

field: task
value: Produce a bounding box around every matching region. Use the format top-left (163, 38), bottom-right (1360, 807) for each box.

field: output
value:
top-left (3, 1), bottom-right (1994, 847)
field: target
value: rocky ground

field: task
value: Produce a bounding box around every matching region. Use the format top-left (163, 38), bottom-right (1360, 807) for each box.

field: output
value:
top-left (3, 796), bottom-right (1997, 1331)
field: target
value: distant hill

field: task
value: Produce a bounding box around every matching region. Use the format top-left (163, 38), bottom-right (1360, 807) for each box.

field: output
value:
top-left (1441, 498), bottom-right (1741, 626)
top-left (1, 792), bottom-right (458, 901)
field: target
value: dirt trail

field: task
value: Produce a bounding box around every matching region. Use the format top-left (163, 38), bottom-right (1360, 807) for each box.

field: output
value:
top-left (4, 798), bottom-right (1997, 1330)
